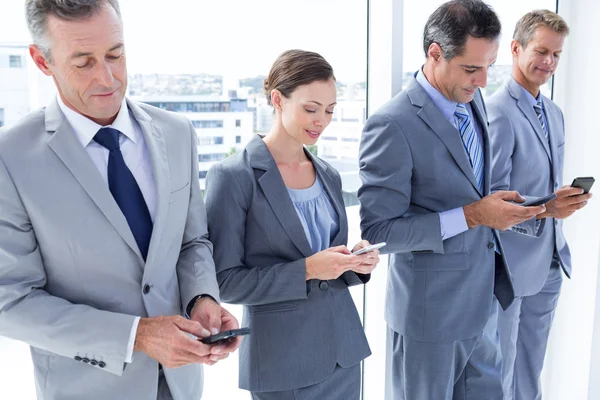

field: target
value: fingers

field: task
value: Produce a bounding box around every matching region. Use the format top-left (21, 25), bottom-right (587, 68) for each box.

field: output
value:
top-left (174, 316), bottom-right (210, 338)
top-left (498, 191), bottom-right (525, 203)
top-left (559, 192), bottom-right (592, 206)
top-left (328, 245), bottom-right (351, 254)
top-left (558, 186), bottom-right (585, 197)
top-left (351, 240), bottom-right (371, 253)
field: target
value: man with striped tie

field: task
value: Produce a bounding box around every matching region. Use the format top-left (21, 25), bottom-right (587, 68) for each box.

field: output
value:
top-left (358, 1), bottom-right (546, 399)
top-left (488, 10), bottom-right (591, 400)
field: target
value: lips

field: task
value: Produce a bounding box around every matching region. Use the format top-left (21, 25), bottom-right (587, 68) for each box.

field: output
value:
top-left (305, 129), bottom-right (321, 139)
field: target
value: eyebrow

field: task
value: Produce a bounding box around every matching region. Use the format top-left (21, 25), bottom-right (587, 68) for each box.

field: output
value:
top-left (70, 43), bottom-right (124, 59)
top-left (459, 64), bottom-right (484, 69)
top-left (307, 100), bottom-right (337, 107)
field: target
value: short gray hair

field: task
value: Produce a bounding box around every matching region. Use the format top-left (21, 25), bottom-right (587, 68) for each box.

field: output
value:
top-left (25, 0), bottom-right (121, 61)
top-left (513, 10), bottom-right (569, 49)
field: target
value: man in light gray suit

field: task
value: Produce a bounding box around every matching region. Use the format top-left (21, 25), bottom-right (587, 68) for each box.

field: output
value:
top-left (358, 1), bottom-right (546, 399)
top-left (0, 1), bottom-right (240, 399)
top-left (488, 10), bottom-right (591, 400)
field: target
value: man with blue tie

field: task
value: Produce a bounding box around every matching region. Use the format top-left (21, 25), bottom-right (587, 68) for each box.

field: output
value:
top-left (358, 1), bottom-right (546, 399)
top-left (0, 1), bottom-right (240, 399)
top-left (488, 10), bottom-right (591, 400)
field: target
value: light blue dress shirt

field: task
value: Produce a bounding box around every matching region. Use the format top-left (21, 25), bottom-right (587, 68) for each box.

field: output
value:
top-left (287, 175), bottom-right (340, 253)
top-left (415, 69), bottom-right (485, 240)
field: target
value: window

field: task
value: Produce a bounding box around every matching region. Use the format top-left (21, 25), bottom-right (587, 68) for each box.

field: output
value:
top-left (198, 153), bottom-right (227, 162)
top-left (9, 55), bottom-right (22, 68)
top-left (235, 135), bottom-right (241, 144)
top-left (235, 119), bottom-right (241, 127)
top-left (199, 170), bottom-right (208, 179)
top-left (197, 136), bottom-right (224, 146)
top-left (0, 108), bottom-right (4, 128)
top-left (192, 120), bottom-right (224, 129)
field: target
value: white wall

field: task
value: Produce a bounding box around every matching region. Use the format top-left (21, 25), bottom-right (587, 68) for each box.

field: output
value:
top-left (543, 1), bottom-right (600, 399)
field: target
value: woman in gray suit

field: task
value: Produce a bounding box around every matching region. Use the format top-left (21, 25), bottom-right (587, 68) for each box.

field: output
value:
top-left (204, 50), bottom-right (379, 400)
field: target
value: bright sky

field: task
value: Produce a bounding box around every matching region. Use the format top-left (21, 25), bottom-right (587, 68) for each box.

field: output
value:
top-left (0, 0), bottom-right (556, 81)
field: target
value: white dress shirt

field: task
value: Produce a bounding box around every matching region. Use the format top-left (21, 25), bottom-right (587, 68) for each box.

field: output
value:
top-left (57, 95), bottom-right (156, 363)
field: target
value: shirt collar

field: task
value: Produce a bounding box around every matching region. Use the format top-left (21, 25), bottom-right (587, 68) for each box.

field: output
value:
top-left (56, 95), bottom-right (138, 148)
top-left (416, 67), bottom-right (459, 122)
top-left (515, 79), bottom-right (543, 108)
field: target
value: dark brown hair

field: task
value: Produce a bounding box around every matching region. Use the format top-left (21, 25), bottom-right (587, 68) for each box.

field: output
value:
top-left (264, 49), bottom-right (335, 106)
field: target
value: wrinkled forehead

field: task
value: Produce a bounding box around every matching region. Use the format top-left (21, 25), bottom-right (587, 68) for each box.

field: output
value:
top-left (45, 5), bottom-right (124, 58)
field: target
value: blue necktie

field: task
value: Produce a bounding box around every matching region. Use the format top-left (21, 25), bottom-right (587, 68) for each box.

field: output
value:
top-left (455, 103), bottom-right (484, 193)
top-left (533, 100), bottom-right (549, 139)
top-left (94, 127), bottom-right (153, 260)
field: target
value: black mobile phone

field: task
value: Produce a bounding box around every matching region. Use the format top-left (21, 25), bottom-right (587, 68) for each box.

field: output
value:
top-left (571, 177), bottom-right (595, 194)
top-left (199, 328), bottom-right (251, 345)
top-left (521, 193), bottom-right (557, 207)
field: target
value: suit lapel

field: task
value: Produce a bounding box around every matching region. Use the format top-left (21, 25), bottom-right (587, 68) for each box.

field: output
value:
top-left (127, 100), bottom-right (170, 268)
top-left (307, 153), bottom-right (347, 246)
top-left (45, 99), bottom-right (144, 264)
top-left (508, 79), bottom-right (552, 162)
top-left (544, 98), bottom-right (562, 183)
top-left (409, 80), bottom-right (482, 196)
top-left (248, 136), bottom-right (313, 257)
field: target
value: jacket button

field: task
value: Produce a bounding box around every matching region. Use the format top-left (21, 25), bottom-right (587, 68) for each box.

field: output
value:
top-left (98, 361), bottom-right (106, 368)
top-left (143, 284), bottom-right (150, 295)
top-left (74, 356), bottom-right (82, 362)
top-left (555, 183), bottom-right (559, 188)
top-left (90, 359), bottom-right (98, 366)
top-left (319, 281), bottom-right (330, 291)
top-left (82, 357), bottom-right (90, 363)
top-left (488, 242), bottom-right (494, 249)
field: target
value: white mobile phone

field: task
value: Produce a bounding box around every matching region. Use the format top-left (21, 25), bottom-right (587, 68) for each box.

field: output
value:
top-left (352, 242), bottom-right (386, 255)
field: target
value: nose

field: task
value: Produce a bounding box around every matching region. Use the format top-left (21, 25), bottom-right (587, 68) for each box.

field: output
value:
top-left (93, 61), bottom-right (115, 88)
top-left (474, 69), bottom-right (488, 88)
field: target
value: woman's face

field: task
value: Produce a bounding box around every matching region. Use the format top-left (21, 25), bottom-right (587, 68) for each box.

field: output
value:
top-left (277, 78), bottom-right (337, 145)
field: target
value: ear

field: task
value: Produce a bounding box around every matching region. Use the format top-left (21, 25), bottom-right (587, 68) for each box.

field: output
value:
top-left (271, 89), bottom-right (284, 112)
top-left (29, 45), bottom-right (53, 76)
top-left (427, 43), bottom-right (443, 63)
top-left (510, 39), bottom-right (521, 58)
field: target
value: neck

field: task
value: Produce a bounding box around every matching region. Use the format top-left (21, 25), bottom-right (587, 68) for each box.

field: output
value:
top-left (263, 120), bottom-right (307, 165)
top-left (422, 62), bottom-right (453, 102)
top-left (512, 65), bottom-right (541, 98)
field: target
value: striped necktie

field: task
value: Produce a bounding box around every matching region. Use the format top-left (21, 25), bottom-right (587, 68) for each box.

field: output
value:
top-left (454, 103), bottom-right (484, 193)
top-left (533, 100), bottom-right (548, 139)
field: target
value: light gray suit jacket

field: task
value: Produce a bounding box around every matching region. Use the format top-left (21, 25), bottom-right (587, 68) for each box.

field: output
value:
top-left (488, 77), bottom-right (570, 297)
top-left (0, 99), bottom-right (220, 400)
top-left (204, 135), bottom-right (371, 392)
top-left (358, 77), bottom-right (515, 343)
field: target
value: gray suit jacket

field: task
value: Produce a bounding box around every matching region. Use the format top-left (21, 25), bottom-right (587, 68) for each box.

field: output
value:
top-left (488, 77), bottom-right (570, 297)
top-left (0, 99), bottom-right (220, 400)
top-left (204, 135), bottom-right (371, 392)
top-left (358, 77), bottom-right (515, 343)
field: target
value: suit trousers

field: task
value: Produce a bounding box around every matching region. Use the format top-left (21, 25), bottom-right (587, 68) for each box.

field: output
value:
top-left (387, 302), bottom-right (502, 400)
top-left (498, 260), bottom-right (562, 400)
top-left (250, 363), bottom-right (360, 400)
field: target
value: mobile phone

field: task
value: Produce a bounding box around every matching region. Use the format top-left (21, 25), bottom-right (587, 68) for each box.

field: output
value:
top-left (352, 242), bottom-right (386, 255)
top-left (521, 193), bottom-right (557, 207)
top-left (199, 328), bottom-right (251, 345)
top-left (571, 177), bottom-right (595, 194)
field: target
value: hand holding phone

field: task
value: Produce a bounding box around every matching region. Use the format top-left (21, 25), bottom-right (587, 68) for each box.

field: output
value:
top-left (200, 328), bottom-right (250, 345)
top-left (352, 242), bottom-right (386, 255)
top-left (571, 177), bottom-right (595, 194)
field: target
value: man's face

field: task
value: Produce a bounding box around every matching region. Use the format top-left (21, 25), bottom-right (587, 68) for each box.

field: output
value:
top-left (514, 26), bottom-right (565, 90)
top-left (433, 36), bottom-right (499, 104)
top-left (31, 3), bottom-right (127, 125)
